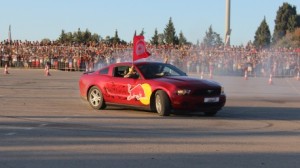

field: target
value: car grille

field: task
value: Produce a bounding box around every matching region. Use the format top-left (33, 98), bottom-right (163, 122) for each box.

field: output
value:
top-left (192, 88), bottom-right (221, 96)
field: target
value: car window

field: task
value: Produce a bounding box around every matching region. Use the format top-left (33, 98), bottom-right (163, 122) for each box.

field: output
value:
top-left (137, 63), bottom-right (186, 79)
top-left (113, 66), bottom-right (129, 77)
top-left (99, 67), bottom-right (109, 75)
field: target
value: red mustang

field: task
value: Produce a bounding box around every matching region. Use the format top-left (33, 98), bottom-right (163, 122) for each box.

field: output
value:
top-left (79, 61), bottom-right (226, 116)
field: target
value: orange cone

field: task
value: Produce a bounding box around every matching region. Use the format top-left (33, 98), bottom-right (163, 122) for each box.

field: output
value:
top-left (44, 65), bottom-right (51, 76)
top-left (4, 64), bottom-right (9, 74)
top-left (268, 74), bottom-right (273, 85)
top-left (244, 70), bottom-right (248, 80)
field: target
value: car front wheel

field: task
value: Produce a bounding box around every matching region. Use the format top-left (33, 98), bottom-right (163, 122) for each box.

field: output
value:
top-left (155, 90), bottom-right (171, 116)
top-left (88, 86), bottom-right (106, 110)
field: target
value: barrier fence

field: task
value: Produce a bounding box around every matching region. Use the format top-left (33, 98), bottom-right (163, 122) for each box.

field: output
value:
top-left (1, 45), bottom-right (300, 78)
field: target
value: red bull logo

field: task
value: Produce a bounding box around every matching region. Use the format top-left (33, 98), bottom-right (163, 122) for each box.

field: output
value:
top-left (127, 83), bottom-right (152, 105)
top-left (127, 84), bottom-right (145, 100)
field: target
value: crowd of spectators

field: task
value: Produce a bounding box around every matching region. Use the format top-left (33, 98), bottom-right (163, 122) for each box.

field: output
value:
top-left (1, 40), bottom-right (299, 77)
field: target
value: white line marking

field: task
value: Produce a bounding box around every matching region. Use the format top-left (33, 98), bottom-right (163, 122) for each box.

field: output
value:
top-left (39, 123), bottom-right (48, 127)
top-left (5, 132), bottom-right (16, 136)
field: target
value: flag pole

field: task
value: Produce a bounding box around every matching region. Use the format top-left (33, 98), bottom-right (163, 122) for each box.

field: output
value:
top-left (132, 35), bottom-right (135, 66)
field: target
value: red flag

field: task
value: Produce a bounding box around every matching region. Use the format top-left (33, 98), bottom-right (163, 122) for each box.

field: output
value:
top-left (133, 35), bottom-right (150, 61)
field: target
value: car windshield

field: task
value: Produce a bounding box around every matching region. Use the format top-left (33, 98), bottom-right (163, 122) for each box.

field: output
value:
top-left (137, 63), bottom-right (187, 79)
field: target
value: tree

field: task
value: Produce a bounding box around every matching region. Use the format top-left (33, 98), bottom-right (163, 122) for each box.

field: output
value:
top-left (74, 28), bottom-right (84, 43)
top-left (202, 25), bottom-right (223, 48)
top-left (157, 33), bottom-right (165, 45)
top-left (151, 28), bottom-right (159, 46)
top-left (140, 28), bottom-right (145, 36)
top-left (275, 27), bottom-right (300, 48)
top-left (113, 29), bottom-right (120, 45)
top-left (178, 30), bottom-right (187, 46)
top-left (58, 30), bottom-right (67, 44)
top-left (254, 17), bottom-right (271, 48)
top-left (41, 38), bottom-right (51, 45)
top-left (196, 40), bottom-right (200, 46)
top-left (272, 3), bottom-right (298, 44)
top-left (56, 28), bottom-right (100, 45)
top-left (66, 32), bottom-right (74, 44)
top-left (297, 15), bottom-right (300, 27)
top-left (91, 33), bottom-right (100, 43)
top-left (83, 29), bottom-right (92, 43)
top-left (164, 17), bottom-right (178, 45)
top-left (288, 15), bottom-right (298, 32)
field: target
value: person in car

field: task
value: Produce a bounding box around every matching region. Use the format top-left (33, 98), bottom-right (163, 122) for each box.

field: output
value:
top-left (124, 66), bottom-right (138, 78)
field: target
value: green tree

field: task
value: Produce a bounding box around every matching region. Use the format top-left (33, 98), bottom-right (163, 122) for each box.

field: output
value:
top-left (288, 15), bottom-right (298, 32)
top-left (151, 28), bottom-right (159, 46)
top-left (275, 27), bottom-right (300, 48)
top-left (41, 38), bottom-right (51, 45)
top-left (58, 30), bottom-right (67, 44)
top-left (157, 33), bottom-right (165, 45)
top-left (272, 3), bottom-right (298, 44)
top-left (140, 28), bottom-right (145, 36)
top-left (254, 17), bottom-right (271, 48)
top-left (91, 33), bottom-right (100, 43)
top-left (202, 25), bottom-right (223, 48)
top-left (83, 29), bottom-right (92, 43)
top-left (113, 29), bottom-right (120, 45)
top-left (74, 28), bottom-right (84, 43)
top-left (57, 28), bottom-right (100, 45)
top-left (66, 32), bottom-right (74, 44)
top-left (297, 15), bottom-right (300, 27)
top-left (196, 40), bottom-right (200, 46)
top-left (164, 17), bottom-right (178, 45)
top-left (178, 30), bottom-right (187, 46)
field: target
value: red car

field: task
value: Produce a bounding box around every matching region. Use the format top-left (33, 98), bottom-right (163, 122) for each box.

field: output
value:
top-left (79, 61), bottom-right (226, 116)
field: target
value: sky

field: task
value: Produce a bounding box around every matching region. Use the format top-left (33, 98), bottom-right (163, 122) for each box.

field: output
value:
top-left (0, 0), bottom-right (299, 46)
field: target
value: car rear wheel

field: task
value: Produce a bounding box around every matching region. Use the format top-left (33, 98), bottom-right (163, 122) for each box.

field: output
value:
top-left (88, 86), bottom-right (106, 110)
top-left (155, 90), bottom-right (171, 116)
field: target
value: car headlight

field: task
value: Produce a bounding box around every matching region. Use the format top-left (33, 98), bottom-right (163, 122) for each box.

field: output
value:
top-left (176, 89), bottom-right (191, 95)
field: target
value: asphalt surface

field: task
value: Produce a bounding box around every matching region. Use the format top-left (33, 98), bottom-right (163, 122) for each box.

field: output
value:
top-left (0, 68), bottom-right (300, 168)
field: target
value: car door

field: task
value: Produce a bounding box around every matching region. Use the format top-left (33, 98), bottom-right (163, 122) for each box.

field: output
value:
top-left (104, 65), bottom-right (145, 106)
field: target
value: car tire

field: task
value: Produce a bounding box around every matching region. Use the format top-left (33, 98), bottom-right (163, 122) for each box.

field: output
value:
top-left (204, 111), bottom-right (218, 116)
top-left (88, 86), bottom-right (106, 110)
top-left (155, 90), bottom-right (171, 116)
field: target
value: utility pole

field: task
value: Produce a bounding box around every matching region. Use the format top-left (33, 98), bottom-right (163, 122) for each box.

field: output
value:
top-left (225, 0), bottom-right (231, 46)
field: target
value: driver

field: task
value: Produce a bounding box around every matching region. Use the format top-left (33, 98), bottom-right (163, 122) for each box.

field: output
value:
top-left (124, 66), bottom-right (138, 78)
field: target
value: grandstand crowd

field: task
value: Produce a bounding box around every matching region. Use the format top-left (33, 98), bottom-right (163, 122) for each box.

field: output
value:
top-left (1, 40), bottom-right (300, 77)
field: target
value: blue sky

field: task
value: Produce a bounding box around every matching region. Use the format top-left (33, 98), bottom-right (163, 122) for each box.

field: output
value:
top-left (0, 0), bottom-right (299, 45)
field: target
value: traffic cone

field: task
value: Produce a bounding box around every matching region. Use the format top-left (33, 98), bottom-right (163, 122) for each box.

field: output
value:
top-left (44, 65), bottom-right (51, 76)
top-left (244, 70), bottom-right (248, 80)
top-left (296, 72), bottom-right (299, 81)
top-left (4, 64), bottom-right (9, 74)
top-left (268, 74), bottom-right (273, 85)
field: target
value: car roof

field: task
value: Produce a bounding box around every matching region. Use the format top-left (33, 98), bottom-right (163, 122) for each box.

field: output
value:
top-left (112, 61), bottom-right (165, 66)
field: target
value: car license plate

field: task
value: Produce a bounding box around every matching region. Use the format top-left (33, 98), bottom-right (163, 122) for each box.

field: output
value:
top-left (204, 97), bottom-right (219, 103)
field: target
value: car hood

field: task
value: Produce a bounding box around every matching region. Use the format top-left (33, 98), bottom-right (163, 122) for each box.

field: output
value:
top-left (154, 76), bottom-right (221, 88)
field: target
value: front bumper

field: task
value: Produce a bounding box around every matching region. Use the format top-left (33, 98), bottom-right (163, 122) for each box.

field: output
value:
top-left (171, 94), bottom-right (226, 112)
